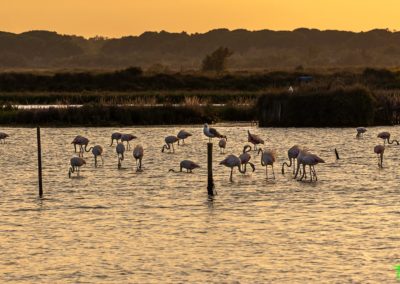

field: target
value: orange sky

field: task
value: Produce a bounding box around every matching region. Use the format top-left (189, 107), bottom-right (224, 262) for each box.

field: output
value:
top-left (1, 0), bottom-right (399, 38)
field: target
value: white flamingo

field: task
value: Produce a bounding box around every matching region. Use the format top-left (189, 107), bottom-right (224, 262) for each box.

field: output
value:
top-left (68, 157), bottom-right (86, 178)
top-left (258, 148), bottom-right (276, 179)
top-left (203, 123), bottom-right (226, 142)
top-left (92, 145), bottom-right (103, 168)
top-left (177, 130), bottom-right (192, 145)
top-left (282, 145), bottom-right (301, 175)
top-left (0, 132), bottom-right (9, 144)
top-left (374, 144), bottom-right (385, 168)
top-left (247, 130), bottom-right (264, 150)
top-left (121, 134), bottom-right (137, 150)
top-left (356, 127), bottom-right (367, 138)
top-left (116, 143), bottom-right (125, 169)
top-left (219, 154), bottom-right (245, 182)
top-left (169, 160), bottom-right (200, 173)
top-left (110, 132), bottom-right (122, 146)
top-left (218, 138), bottom-right (227, 154)
top-left (162, 136), bottom-right (179, 153)
top-left (71, 135), bottom-right (92, 157)
top-left (239, 145), bottom-right (255, 173)
top-left (133, 145), bottom-right (144, 171)
top-left (377, 131), bottom-right (399, 145)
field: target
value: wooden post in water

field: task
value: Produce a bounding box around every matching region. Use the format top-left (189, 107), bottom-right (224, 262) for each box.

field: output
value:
top-left (335, 148), bottom-right (340, 160)
top-left (207, 143), bottom-right (215, 196)
top-left (37, 126), bottom-right (43, 197)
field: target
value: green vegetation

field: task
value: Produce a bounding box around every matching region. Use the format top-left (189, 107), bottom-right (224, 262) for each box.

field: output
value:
top-left (201, 47), bottom-right (233, 73)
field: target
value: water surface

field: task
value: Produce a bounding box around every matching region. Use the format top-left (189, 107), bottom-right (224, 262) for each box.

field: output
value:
top-left (0, 125), bottom-right (399, 283)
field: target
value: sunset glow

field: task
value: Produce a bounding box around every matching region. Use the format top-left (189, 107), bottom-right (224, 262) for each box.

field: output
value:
top-left (1, 0), bottom-right (399, 37)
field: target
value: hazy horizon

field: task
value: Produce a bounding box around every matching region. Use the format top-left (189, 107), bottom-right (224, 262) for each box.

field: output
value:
top-left (1, 0), bottom-right (399, 38)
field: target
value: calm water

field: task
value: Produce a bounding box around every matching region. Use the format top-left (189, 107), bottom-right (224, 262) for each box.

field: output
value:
top-left (0, 125), bottom-right (399, 283)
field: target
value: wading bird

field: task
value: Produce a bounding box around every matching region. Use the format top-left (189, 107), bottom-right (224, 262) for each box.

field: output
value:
top-left (377, 131), bottom-right (399, 145)
top-left (218, 138), bottom-right (227, 154)
top-left (258, 148), bottom-right (276, 179)
top-left (294, 148), bottom-right (310, 180)
top-left (220, 154), bottom-right (245, 182)
top-left (68, 157), bottom-right (86, 178)
top-left (0, 132), bottom-right (9, 144)
top-left (110, 132), bottom-right (122, 146)
top-left (162, 135), bottom-right (179, 153)
top-left (133, 145), bottom-right (144, 171)
top-left (91, 145), bottom-right (103, 168)
top-left (169, 160), bottom-right (200, 173)
top-left (356, 127), bottom-right (367, 138)
top-left (282, 145), bottom-right (301, 175)
top-left (203, 123), bottom-right (226, 142)
top-left (116, 143), bottom-right (125, 169)
top-left (177, 130), bottom-right (192, 145)
top-left (298, 153), bottom-right (325, 182)
top-left (239, 145), bottom-right (255, 173)
top-left (247, 130), bottom-right (264, 151)
top-left (374, 144), bottom-right (385, 168)
top-left (121, 134), bottom-right (137, 150)
top-left (71, 135), bottom-right (92, 157)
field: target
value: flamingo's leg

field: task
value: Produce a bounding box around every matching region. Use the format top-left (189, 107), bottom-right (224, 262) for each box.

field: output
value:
top-left (230, 168), bottom-right (233, 182)
top-left (272, 165), bottom-right (275, 179)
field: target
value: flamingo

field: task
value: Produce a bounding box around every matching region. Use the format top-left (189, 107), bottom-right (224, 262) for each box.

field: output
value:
top-left (218, 138), bottom-right (227, 154)
top-left (203, 123), bottom-right (226, 142)
top-left (258, 148), bottom-right (276, 179)
top-left (374, 145), bottom-right (385, 168)
top-left (377, 132), bottom-right (399, 145)
top-left (162, 136), bottom-right (179, 153)
top-left (177, 130), bottom-right (192, 145)
top-left (0, 132), bottom-right (9, 144)
top-left (299, 153), bottom-right (325, 182)
top-left (68, 157), bottom-right (86, 178)
top-left (133, 145), bottom-right (144, 171)
top-left (91, 145), bottom-right (103, 168)
top-left (293, 148), bottom-right (311, 180)
top-left (219, 154), bottom-right (245, 182)
top-left (239, 145), bottom-right (256, 173)
top-left (247, 130), bottom-right (264, 151)
top-left (116, 143), bottom-right (125, 169)
top-left (356, 127), bottom-right (367, 138)
top-left (282, 145), bottom-right (301, 175)
top-left (71, 135), bottom-right (92, 157)
top-left (169, 160), bottom-right (200, 173)
top-left (110, 132), bottom-right (122, 146)
top-left (121, 134), bottom-right (137, 150)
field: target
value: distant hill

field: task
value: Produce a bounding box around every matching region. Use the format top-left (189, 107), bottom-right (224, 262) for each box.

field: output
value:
top-left (1, 28), bottom-right (400, 70)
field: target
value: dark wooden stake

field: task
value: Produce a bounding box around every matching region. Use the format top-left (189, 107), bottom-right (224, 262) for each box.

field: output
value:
top-left (207, 143), bottom-right (215, 196)
top-left (37, 127), bottom-right (43, 197)
top-left (335, 148), bottom-right (340, 160)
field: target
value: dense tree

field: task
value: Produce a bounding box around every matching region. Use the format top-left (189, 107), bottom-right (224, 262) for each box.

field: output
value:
top-left (201, 47), bottom-right (233, 73)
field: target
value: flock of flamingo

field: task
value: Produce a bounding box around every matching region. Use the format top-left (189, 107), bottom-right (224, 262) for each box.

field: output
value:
top-left (0, 125), bottom-right (397, 182)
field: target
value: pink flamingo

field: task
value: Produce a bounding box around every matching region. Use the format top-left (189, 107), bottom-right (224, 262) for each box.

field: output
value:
top-left (169, 160), bottom-right (200, 173)
top-left (162, 136), bottom-right (179, 153)
top-left (258, 148), bottom-right (276, 179)
top-left (110, 132), bottom-right (122, 146)
top-left (239, 145), bottom-right (255, 172)
top-left (248, 130), bottom-right (264, 150)
top-left (91, 145), bottom-right (103, 168)
top-left (68, 157), bottom-right (86, 178)
top-left (356, 127), bottom-right (367, 138)
top-left (71, 135), bottom-right (92, 157)
top-left (0, 132), bottom-right (9, 144)
top-left (282, 145), bottom-right (301, 175)
top-left (133, 145), bottom-right (144, 171)
top-left (177, 130), bottom-right (192, 145)
top-left (377, 132), bottom-right (399, 145)
top-left (220, 154), bottom-right (246, 182)
top-left (121, 134), bottom-right (137, 150)
top-left (218, 138), bottom-right (227, 154)
top-left (299, 153), bottom-right (325, 182)
top-left (116, 143), bottom-right (125, 169)
top-left (374, 145), bottom-right (385, 168)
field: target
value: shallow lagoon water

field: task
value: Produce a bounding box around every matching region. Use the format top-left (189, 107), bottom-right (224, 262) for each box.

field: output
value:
top-left (0, 125), bottom-right (399, 283)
